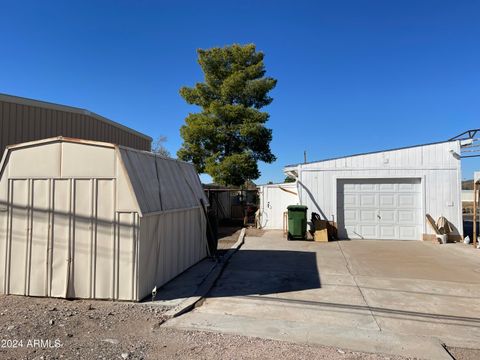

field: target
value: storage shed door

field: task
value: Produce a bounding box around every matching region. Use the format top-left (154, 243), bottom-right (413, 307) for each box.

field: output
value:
top-left (337, 178), bottom-right (422, 240)
top-left (3, 178), bottom-right (122, 299)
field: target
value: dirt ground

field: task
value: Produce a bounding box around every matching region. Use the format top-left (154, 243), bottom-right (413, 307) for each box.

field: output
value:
top-left (0, 295), bottom-right (167, 360)
top-left (217, 226), bottom-right (265, 250)
top-left (447, 347), bottom-right (480, 360)
top-left (246, 227), bottom-right (266, 237)
top-left (216, 226), bottom-right (242, 250)
top-left (0, 294), bottom-right (413, 360)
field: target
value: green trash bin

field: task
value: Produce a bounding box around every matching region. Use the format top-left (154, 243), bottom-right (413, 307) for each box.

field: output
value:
top-left (287, 205), bottom-right (308, 240)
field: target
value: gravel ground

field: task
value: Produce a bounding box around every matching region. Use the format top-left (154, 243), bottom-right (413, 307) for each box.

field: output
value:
top-left (217, 227), bottom-right (265, 251)
top-left (149, 329), bottom-right (412, 360)
top-left (0, 294), bottom-right (415, 360)
top-left (447, 346), bottom-right (480, 360)
top-left (0, 295), bottom-right (167, 360)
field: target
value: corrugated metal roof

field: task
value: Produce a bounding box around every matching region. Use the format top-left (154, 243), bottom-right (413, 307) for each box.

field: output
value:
top-left (284, 139), bottom-right (458, 169)
top-left (119, 147), bottom-right (208, 214)
top-left (0, 93), bottom-right (152, 141)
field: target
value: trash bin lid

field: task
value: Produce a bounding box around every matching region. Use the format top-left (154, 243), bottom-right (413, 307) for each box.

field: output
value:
top-left (287, 205), bottom-right (308, 211)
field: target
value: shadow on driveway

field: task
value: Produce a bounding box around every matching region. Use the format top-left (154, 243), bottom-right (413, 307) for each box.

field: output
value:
top-left (153, 249), bottom-right (321, 301)
top-left (208, 249), bottom-right (321, 297)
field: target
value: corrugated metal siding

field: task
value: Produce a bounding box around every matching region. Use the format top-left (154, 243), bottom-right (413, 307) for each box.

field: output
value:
top-left (137, 207), bottom-right (207, 299)
top-left (292, 141), bottom-right (463, 238)
top-left (0, 99), bottom-right (151, 154)
top-left (0, 177), bottom-right (140, 300)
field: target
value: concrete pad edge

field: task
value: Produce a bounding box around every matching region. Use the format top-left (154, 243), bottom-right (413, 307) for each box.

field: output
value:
top-left (164, 227), bottom-right (246, 318)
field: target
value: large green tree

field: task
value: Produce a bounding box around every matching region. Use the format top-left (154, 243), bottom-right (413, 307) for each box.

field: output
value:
top-left (178, 44), bottom-right (277, 186)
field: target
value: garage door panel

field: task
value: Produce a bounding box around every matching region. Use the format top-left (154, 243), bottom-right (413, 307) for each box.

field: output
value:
top-left (359, 225), bottom-right (377, 238)
top-left (343, 194), bottom-right (357, 207)
top-left (360, 194), bottom-right (377, 207)
top-left (360, 210), bottom-right (376, 222)
top-left (378, 210), bottom-right (396, 222)
top-left (379, 194), bottom-right (396, 208)
top-left (379, 226), bottom-right (396, 239)
top-left (343, 183), bottom-right (357, 192)
top-left (338, 178), bottom-right (421, 241)
top-left (398, 210), bottom-right (416, 223)
top-left (360, 184), bottom-right (376, 192)
top-left (399, 226), bottom-right (417, 239)
top-left (379, 183), bottom-right (396, 192)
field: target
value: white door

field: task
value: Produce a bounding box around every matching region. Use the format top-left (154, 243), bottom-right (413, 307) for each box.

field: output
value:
top-left (337, 178), bottom-right (422, 240)
top-left (260, 185), bottom-right (298, 229)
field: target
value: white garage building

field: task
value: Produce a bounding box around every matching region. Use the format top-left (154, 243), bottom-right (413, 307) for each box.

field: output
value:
top-left (283, 140), bottom-right (463, 241)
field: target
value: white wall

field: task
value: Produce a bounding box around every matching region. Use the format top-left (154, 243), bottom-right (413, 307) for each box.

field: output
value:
top-left (258, 183), bottom-right (299, 229)
top-left (289, 141), bottom-right (463, 238)
top-left (462, 190), bottom-right (473, 202)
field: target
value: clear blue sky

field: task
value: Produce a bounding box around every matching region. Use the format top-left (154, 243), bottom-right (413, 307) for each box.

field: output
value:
top-left (1, 0), bottom-right (479, 183)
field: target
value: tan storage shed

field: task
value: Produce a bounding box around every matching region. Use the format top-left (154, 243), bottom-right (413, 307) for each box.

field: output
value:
top-left (0, 137), bottom-right (208, 301)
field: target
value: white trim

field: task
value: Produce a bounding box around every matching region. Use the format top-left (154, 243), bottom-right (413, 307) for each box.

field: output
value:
top-left (300, 167), bottom-right (458, 172)
top-left (422, 175), bottom-right (427, 235)
top-left (456, 143), bottom-right (464, 237)
top-left (257, 182), bottom-right (297, 188)
top-left (283, 139), bottom-right (460, 169)
top-left (5, 137), bottom-right (116, 152)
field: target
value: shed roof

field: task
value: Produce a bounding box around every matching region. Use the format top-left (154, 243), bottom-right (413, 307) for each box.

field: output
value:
top-left (119, 146), bottom-right (208, 214)
top-left (0, 93), bottom-right (152, 141)
top-left (0, 137), bottom-right (207, 216)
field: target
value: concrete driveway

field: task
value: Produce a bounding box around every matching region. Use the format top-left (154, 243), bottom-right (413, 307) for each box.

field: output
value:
top-left (167, 231), bottom-right (480, 359)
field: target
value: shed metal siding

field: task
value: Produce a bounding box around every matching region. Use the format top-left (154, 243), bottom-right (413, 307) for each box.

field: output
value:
top-left (0, 138), bottom-right (207, 301)
top-left (288, 141), bottom-right (463, 239)
top-left (0, 95), bottom-right (151, 154)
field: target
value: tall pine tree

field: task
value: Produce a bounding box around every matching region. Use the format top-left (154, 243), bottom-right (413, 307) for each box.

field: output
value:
top-left (178, 44), bottom-right (277, 186)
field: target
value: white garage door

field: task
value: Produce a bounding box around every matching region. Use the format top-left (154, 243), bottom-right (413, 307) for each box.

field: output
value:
top-left (337, 178), bottom-right (422, 240)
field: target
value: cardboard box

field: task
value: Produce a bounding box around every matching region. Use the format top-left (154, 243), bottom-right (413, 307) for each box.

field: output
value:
top-left (314, 228), bottom-right (328, 242)
top-left (313, 219), bottom-right (328, 242)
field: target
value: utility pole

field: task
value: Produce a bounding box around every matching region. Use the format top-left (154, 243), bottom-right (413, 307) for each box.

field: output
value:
top-left (304, 150), bottom-right (307, 164)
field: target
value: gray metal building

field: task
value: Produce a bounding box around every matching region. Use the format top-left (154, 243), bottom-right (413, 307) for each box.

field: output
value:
top-left (0, 93), bottom-right (152, 154)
